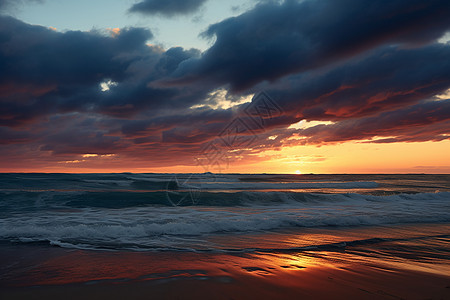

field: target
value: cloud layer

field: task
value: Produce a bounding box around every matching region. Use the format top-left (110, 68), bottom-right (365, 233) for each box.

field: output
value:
top-left (1, 0), bottom-right (450, 170)
top-left (166, 0), bottom-right (450, 91)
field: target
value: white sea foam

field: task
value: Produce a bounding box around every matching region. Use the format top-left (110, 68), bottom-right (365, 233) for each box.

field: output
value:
top-left (1, 192), bottom-right (449, 250)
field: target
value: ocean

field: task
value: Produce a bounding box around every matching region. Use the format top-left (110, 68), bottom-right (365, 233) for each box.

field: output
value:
top-left (1, 173), bottom-right (449, 299)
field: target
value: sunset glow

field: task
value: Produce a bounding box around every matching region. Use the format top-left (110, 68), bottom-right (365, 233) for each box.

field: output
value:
top-left (0, 0), bottom-right (449, 174)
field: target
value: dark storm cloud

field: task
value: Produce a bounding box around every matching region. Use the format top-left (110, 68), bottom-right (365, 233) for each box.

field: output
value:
top-left (0, 127), bottom-right (32, 144)
top-left (172, 43), bottom-right (450, 146)
top-left (165, 0), bottom-right (450, 91)
top-left (292, 99), bottom-right (450, 144)
top-left (0, 16), bottom-right (152, 86)
top-left (129, 0), bottom-right (207, 17)
top-left (121, 108), bottom-right (233, 138)
top-left (0, 16), bottom-right (207, 126)
top-left (266, 43), bottom-right (450, 121)
top-left (0, 15), bottom-right (222, 161)
top-left (27, 113), bottom-right (129, 155)
top-left (2, 0), bottom-right (450, 168)
top-left (40, 129), bottom-right (125, 155)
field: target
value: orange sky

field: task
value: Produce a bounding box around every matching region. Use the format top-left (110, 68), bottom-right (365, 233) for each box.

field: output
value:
top-left (1, 2), bottom-right (450, 174)
top-left (2, 140), bottom-right (448, 174)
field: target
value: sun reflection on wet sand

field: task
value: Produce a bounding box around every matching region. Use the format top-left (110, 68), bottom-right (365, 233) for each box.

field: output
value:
top-left (1, 246), bottom-right (344, 287)
top-left (1, 248), bottom-right (449, 299)
top-left (1, 223), bottom-right (449, 299)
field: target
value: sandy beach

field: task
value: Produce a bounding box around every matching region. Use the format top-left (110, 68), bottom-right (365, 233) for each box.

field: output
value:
top-left (1, 223), bottom-right (449, 299)
top-left (1, 249), bottom-right (449, 299)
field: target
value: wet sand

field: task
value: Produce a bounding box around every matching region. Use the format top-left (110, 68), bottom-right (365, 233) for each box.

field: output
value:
top-left (1, 239), bottom-right (449, 299)
top-left (1, 265), bottom-right (449, 300)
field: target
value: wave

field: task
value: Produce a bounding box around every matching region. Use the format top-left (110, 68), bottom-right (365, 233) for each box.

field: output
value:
top-left (186, 181), bottom-right (379, 190)
top-left (1, 191), bottom-right (449, 251)
top-left (1, 190), bottom-right (449, 210)
top-left (1, 174), bottom-right (449, 252)
top-left (2, 227), bottom-right (449, 254)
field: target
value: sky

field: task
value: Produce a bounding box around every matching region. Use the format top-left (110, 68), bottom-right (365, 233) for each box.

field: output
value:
top-left (0, 0), bottom-right (449, 174)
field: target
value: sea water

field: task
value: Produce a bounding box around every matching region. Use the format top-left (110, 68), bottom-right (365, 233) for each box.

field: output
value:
top-left (0, 173), bottom-right (449, 252)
